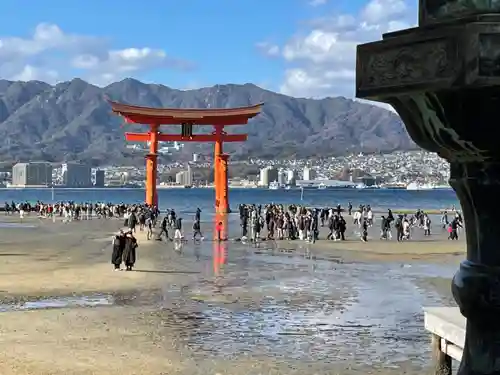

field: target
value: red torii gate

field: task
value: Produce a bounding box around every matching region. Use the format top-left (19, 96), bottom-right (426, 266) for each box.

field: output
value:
top-left (108, 101), bottom-right (262, 219)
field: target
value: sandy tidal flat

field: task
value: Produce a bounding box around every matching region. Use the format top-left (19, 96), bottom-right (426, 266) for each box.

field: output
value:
top-left (0, 216), bottom-right (463, 374)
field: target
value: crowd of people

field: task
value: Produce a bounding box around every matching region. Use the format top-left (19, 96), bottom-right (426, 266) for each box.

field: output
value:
top-left (3, 201), bottom-right (161, 222)
top-left (2, 199), bottom-right (466, 271)
top-left (4, 200), bottom-right (464, 245)
top-left (237, 203), bottom-right (464, 243)
top-left (4, 199), bottom-right (203, 242)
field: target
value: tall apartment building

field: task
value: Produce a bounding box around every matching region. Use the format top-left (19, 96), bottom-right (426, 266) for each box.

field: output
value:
top-left (303, 167), bottom-right (317, 181)
top-left (175, 165), bottom-right (193, 186)
top-left (12, 162), bottom-right (53, 187)
top-left (94, 170), bottom-right (105, 187)
top-left (287, 169), bottom-right (297, 185)
top-left (62, 163), bottom-right (92, 187)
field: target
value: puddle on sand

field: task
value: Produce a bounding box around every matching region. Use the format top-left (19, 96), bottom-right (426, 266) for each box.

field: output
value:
top-left (0, 294), bottom-right (114, 312)
top-left (0, 222), bottom-right (37, 229)
top-left (176, 254), bottom-right (456, 367)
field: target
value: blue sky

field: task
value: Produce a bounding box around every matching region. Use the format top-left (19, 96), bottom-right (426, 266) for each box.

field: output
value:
top-left (0, 0), bottom-right (416, 97)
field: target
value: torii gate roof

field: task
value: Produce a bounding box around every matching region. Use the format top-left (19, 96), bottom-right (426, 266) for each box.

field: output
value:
top-left (108, 100), bottom-right (263, 125)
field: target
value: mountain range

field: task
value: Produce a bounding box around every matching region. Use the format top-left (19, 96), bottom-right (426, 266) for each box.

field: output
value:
top-left (0, 78), bottom-right (415, 166)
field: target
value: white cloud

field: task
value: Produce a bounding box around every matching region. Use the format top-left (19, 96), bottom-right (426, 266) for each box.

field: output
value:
top-left (309, 0), bottom-right (328, 6)
top-left (255, 42), bottom-right (280, 57)
top-left (11, 65), bottom-right (59, 82)
top-left (0, 23), bottom-right (193, 86)
top-left (259, 0), bottom-right (417, 99)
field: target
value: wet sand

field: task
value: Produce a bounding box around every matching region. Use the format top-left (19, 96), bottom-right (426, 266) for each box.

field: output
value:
top-left (273, 221), bottom-right (465, 263)
top-left (0, 215), bottom-right (462, 374)
top-left (0, 217), bottom-right (169, 297)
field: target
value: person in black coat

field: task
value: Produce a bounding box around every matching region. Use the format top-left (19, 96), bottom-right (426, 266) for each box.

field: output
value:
top-left (111, 230), bottom-right (125, 271)
top-left (122, 232), bottom-right (138, 271)
top-left (361, 219), bottom-right (369, 242)
top-left (128, 213), bottom-right (137, 233)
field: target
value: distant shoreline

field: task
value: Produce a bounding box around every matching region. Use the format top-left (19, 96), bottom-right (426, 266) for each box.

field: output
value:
top-left (0, 186), bottom-right (454, 191)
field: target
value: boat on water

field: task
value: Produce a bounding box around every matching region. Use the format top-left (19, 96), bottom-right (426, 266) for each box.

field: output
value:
top-left (318, 183), bottom-right (326, 190)
top-left (269, 181), bottom-right (280, 190)
top-left (355, 183), bottom-right (381, 190)
top-left (433, 184), bottom-right (452, 190)
top-left (406, 182), bottom-right (449, 190)
top-left (380, 183), bottom-right (407, 190)
top-left (406, 182), bottom-right (426, 190)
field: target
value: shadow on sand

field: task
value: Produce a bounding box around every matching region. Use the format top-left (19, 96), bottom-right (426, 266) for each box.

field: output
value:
top-left (0, 253), bottom-right (28, 257)
top-left (133, 269), bottom-right (200, 275)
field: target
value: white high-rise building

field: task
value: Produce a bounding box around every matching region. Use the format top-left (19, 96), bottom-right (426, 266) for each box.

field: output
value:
top-left (259, 168), bottom-right (269, 187)
top-left (287, 169), bottom-right (297, 185)
top-left (303, 167), bottom-right (317, 181)
top-left (185, 165), bottom-right (193, 186)
top-left (192, 153), bottom-right (199, 162)
top-left (175, 171), bottom-right (184, 185)
top-left (175, 166), bottom-right (193, 186)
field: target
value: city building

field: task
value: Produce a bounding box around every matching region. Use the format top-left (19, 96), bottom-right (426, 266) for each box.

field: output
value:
top-left (175, 165), bottom-right (193, 186)
top-left (94, 170), bottom-right (105, 187)
top-left (192, 153), bottom-right (199, 162)
top-left (277, 169), bottom-right (286, 186)
top-left (185, 165), bottom-right (193, 186)
top-left (62, 163), bottom-right (92, 187)
top-left (303, 167), bottom-right (317, 181)
top-left (175, 171), bottom-right (184, 185)
top-left (11, 162), bottom-right (53, 187)
top-left (259, 166), bottom-right (279, 187)
top-left (286, 169), bottom-right (297, 186)
top-left (120, 172), bottom-right (129, 185)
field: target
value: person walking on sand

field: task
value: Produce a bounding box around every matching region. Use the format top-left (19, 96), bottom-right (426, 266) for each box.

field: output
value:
top-left (193, 218), bottom-right (204, 241)
top-left (338, 215), bottom-right (347, 240)
top-left (403, 217), bottom-right (411, 240)
top-left (367, 208), bottom-right (374, 227)
top-left (380, 215), bottom-right (390, 240)
top-left (353, 209), bottom-right (361, 227)
top-left (122, 231), bottom-right (138, 271)
top-left (395, 215), bottom-right (404, 241)
top-left (253, 216), bottom-right (262, 244)
top-left (448, 217), bottom-right (462, 240)
top-left (145, 215), bottom-right (153, 240)
top-left (174, 217), bottom-right (183, 240)
top-left (215, 221), bottom-right (223, 241)
top-left (158, 216), bottom-right (171, 241)
top-left (423, 214), bottom-right (431, 236)
top-left (128, 211), bottom-right (137, 233)
top-left (111, 230), bottom-right (125, 271)
top-left (361, 219), bottom-right (368, 242)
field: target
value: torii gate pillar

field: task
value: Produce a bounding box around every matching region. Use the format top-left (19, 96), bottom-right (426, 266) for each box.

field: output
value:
top-left (215, 151), bottom-right (229, 215)
top-left (145, 124), bottom-right (159, 206)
